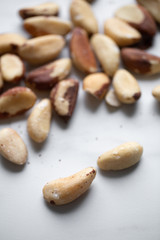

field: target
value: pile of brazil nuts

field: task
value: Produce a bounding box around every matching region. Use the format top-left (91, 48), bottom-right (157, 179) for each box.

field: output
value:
top-left (0, 0), bottom-right (160, 205)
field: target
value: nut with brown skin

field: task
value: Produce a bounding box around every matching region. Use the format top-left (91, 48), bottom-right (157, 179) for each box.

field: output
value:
top-left (83, 73), bottom-right (110, 100)
top-left (70, 27), bottom-right (97, 74)
top-left (50, 79), bottom-right (79, 122)
top-left (0, 71), bottom-right (3, 92)
top-left (26, 58), bottom-right (72, 90)
top-left (19, 2), bottom-right (59, 19)
top-left (121, 48), bottom-right (160, 75)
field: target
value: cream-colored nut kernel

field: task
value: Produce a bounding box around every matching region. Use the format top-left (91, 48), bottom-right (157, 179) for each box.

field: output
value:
top-left (70, 0), bottom-right (98, 35)
top-left (98, 142), bottom-right (143, 171)
top-left (152, 85), bottom-right (160, 101)
top-left (0, 128), bottom-right (27, 165)
top-left (0, 33), bottom-right (26, 55)
top-left (19, 2), bottom-right (59, 19)
top-left (43, 167), bottom-right (96, 205)
top-left (27, 99), bottom-right (52, 143)
top-left (105, 89), bottom-right (121, 107)
top-left (91, 34), bottom-right (120, 77)
top-left (0, 87), bottom-right (37, 118)
top-left (104, 18), bottom-right (141, 47)
top-left (83, 73), bottom-right (110, 99)
top-left (137, 0), bottom-right (160, 23)
top-left (113, 69), bottom-right (141, 104)
top-left (24, 16), bottom-right (72, 37)
top-left (0, 54), bottom-right (25, 83)
top-left (17, 35), bottom-right (65, 65)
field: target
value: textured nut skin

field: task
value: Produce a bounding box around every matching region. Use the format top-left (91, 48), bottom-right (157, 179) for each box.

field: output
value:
top-left (0, 87), bottom-right (37, 118)
top-left (26, 58), bottom-right (72, 90)
top-left (70, 27), bottom-right (97, 74)
top-left (50, 79), bottom-right (79, 122)
top-left (24, 16), bottom-right (72, 37)
top-left (105, 89), bottom-right (121, 108)
top-left (137, 0), bottom-right (160, 23)
top-left (121, 48), bottom-right (160, 75)
top-left (152, 85), bottom-right (160, 101)
top-left (113, 69), bottom-right (141, 104)
top-left (43, 167), bottom-right (96, 205)
top-left (70, 0), bottom-right (98, 35)
top-left (91, 34), bottom-right (120, 77)
top-left (83, 73), bottom-right (110, 99)
top-left (0, 128), bottom-right (27, 165)
top-left (98, 142), bottom-right (143, 171)
top-left (17, 35), bottom-right (65, 65)
top-left (19, 2), bottom-right (59, 19)
top-left (27, 99), bottom-right (52, 143)
top-left (0, 33), bottom-right (26, 55)
top-left (0, 54), bottom-right (25, 83)
top-left (104, 18), bottom-right (141, 47)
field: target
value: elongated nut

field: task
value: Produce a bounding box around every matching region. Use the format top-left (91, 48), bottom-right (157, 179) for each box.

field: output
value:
top-left (98, 142), bottom-right (143, 171)
top-left (0, 54), bottom-right (25, 83)
top-left (104, 18), bottom-right (141, 47)
top-left (24, 16), bottom-right (72, 37)
top-left (0, 128), bottom-right (27, 165)
top-left (0, 87), bottom-right (37, 118)
top-left (43, 167), bottom-right (96, 205)
top-left (17, 35), bottom-right (65, 65)
top-left (105, 89), bottom-right (121, 108)
top-left (91, 34), bottom-right (120, 77)
top-left (50, 79), bottom-right (79, 122)
top-left (113, 69), bottom-right (141, 104)
top-left (70, 28), bottom-right (97, 74)
top-left (0, 71), bottom-right (3, 92)
top-left (0, 33), bottom-right (26, 55)
top-left (27, 99), bottom-right (52, 143)
top-left (19, 2), bottom-right (59, 19)
top-left (83, 73), bottom-right (110, 99)
top-left (70, 0), bottom-right (98, 35)
top-left (121, 48), bottom-right (160, 75)
top-left (26, 58), bottom-right (72, 90)
top-left (152, 86), bottom-right (160, 101)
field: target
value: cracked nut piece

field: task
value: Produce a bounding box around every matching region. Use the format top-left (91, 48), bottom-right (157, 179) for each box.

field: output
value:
top-left (105, 89), bottom-right (121, 108)
top-left (121, 48), bottom-right (160, 75)
top-left (19, 2), bottom-right (59, 19)
top-left (70, 0), bottom-right (98, 35)
top-left (104, 18), bottom-right (141, 47)
top-left (0, 54), bottom-right (25, 83)
top-left (43, 167), bottom-right (96, 205)
top-left (17, 35), bottom-right (65, 65)
top-left (152, 85), bottom-right (160, 101)
top-left (113, 69), bottom-right (141, 104)
top-left (70, 27), bottom-right (97, 74)
top-left (23, 16), bottom-right (72, 37)
top-left (26, 58), bottom-right (72, 90)
top-left (91, 34), bottom-right (120, 77)
top-left (0, 87), bottom-right (36, 118)
top-left (0, 128), bottom-right (27, 165)
top-left (27, 99), bottom-right (52, 143)
top-left (0, 33), bottom-right (26, 55)
top-left (83, 73), bottom-right (110, 99)
top-left (97, 142), bottom-right (143, 171)
top-left (50, 79), bottom-right (79, 122)
top-left (137, 0), bottom-right (160, 23)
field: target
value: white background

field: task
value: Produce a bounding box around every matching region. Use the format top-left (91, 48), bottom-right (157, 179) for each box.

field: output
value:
top-left (0, 0), bottom-right (160, 239)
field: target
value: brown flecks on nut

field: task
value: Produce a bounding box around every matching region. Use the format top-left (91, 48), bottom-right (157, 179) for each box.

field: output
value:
top-left (133, 92), bottom-right (141, 100)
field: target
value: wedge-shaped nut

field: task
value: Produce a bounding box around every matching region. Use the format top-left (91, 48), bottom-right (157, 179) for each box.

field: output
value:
top-left (50, 79), bottom-right (79, 122)
top-left (19, 2), bottom-right (59, 19)
top-left (24, 16), bottom-right (72, 37)
top-left (105, 89), bottom-right (121, 107)
top-left (27, 99), bottom-right (52, 143)
top-left (98, 142), bottom-right (143, 171)
top-left (137, 0), bottom-right (160, 23)
top-left (0, 33), bottom-right (26, 55)
top-left (26, 58), bottom-right (72, 90)
top-left (0, 54), bottom-right (25, 83)
top-left (104, 18), bottom-right (141, 47)
top-left (70, 28), bottom-right (97, 74)
top-left (0, 71), bottom-right (3, 92)
top-left (70, 0), bottom-right (98, 35)
top-left (121, 48), bottom-right (160, 75)
top-left (83, 73), bottom-right (110, 99)
top-left (152, 85), bottom-right (160, 101)
top-left (91, 34), bottom-right (120, 77)
top-left (0, 128), bottom-right (27, 165)
top-left (0, 87), bottom-right (36, 118)
top-left (113, 69), bottom-right (141, 104)
top-left (43, 167), bottom-right (96, 205)
top-left (17, 35), bottom-right (65, 65)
